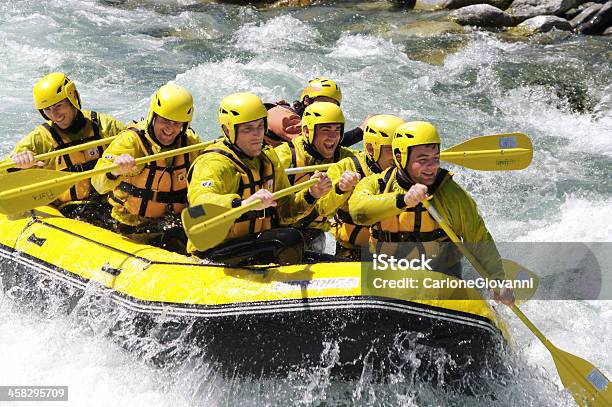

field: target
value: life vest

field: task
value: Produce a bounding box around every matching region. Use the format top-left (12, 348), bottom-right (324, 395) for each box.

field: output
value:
top-left (264, 104), bottom-right (302, 148)
top-left (110, 127), bottom-right (190, 219)
top-left (189, 142), bottom-right (277, 240)
top-left (334, 154), bottom-right (379, 248)
top-left (370, 167), bottom-right (453, 261)
top-left (287, 137), bottom-right (340, 229)
top-left (41, 110), bottom-right (103, 203)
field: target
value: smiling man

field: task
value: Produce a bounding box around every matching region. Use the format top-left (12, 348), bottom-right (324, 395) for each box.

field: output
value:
top-left (315, 114), bottom-right (406, 259)
top-left (349, 121), bottom-right (514, 305)
top-left (91, 83), bottom-right (200, 251)
top-left (186, 92), bottom-right (331, 265)
top-left (2, 72), bottom-right (126, 220)
top-left (274, 102), bottom-right (357, 251)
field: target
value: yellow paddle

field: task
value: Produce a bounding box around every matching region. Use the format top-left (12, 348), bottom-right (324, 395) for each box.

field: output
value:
top-left (285, 132), bottom-right (533, 175)
top-left (500, 258), bottom-right (538, 302)
top-left (0, 136), bottom-right (118, 172)
top-left (0, 141), bottom-right (215, 216)
top-left (183, 179), bottom-right (318, 252)
top-left (423, 200), bottom-right (611, 406)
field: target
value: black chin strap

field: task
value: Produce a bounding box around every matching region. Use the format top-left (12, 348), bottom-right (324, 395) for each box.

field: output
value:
top-left (223, 139), bottom-right (255, 160)
top-left (366, 156), bottom-right (382, 174)
top-left (64, 110), bottom-right (86, 134)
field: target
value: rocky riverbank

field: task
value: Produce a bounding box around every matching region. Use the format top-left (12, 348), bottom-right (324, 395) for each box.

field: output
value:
top-left (446, 0), bottom-right (612, 34)
top-left (210, 0), bottom-right (611, 35)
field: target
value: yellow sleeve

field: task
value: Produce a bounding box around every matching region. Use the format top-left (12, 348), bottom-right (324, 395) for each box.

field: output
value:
top-left (187, 153), bottom-right (242, 209)
top-left (273, 141), bottom-right (293, 170)
top-left (96, 112), bottom-right (127, 138)
top-left (6, 126), bottom-right (57, 168)
top-left (314, 157), bottom-right (355, 217)
top-left (435, 180), bottom-right (505, 280)
top-left (348, 172), bottom-right (404, 225)
top-left (270, 150), bottom-right (316, 224)
top-left (91, 130), bottom-right (145, 194)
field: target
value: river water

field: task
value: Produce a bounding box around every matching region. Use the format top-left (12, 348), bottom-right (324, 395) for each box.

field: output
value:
top-left (0, 0), bottom-right (610, 406)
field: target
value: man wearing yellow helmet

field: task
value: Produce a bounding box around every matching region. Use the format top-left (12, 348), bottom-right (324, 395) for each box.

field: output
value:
top-left (1, 72), bottom-right (126, 221)
top-left (91, 83), bottom-right (200, 251)
top-left (275, 102), bottom-right (356, 252)
top-left (316, 114), bottom-right (406, 259)
top-left (186, 92), bottom-right (332, 265)
top-left (349, 121), bottom-right (514, 305)
top-left (265, 77), bottom-right (367, 148)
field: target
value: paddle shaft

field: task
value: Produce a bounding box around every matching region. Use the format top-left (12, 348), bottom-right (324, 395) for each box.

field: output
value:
top-left (284, 147), bottom-right (531, 175)
top-left (0, 136), bottom-right (118, 172)
top-left (510, 304), bottom-right (556, 351)
top-left (189, 179), bottom-right (318, 235)
top-left (0, 142), bottom-right (211, 199)
top-left (285, 164), bottom-right (330, 175)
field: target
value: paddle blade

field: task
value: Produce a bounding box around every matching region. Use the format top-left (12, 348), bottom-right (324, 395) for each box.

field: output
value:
top-left (502, 259), bottom-right (539, 302)
top-left (0, 169), bottom-right (73, 215)
top-left (182, 203), bottom-right (235, 252)
top-left (550, 346), bottom-right (611, 407)
top-left (442, 133), bottom-right (533, 171)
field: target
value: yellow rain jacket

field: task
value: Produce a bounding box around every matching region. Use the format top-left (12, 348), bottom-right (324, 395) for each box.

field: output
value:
top-left (348, 167), bottom-right (505, 280)
top-left (186, 140), bottom-right (318, 253)
top-left (274, 134), bottom-right (356, 231)
top-left (3, 110), bottom-right (125, 203)
top-left (316, 152), bottom-right (382, 248)
top-left (91, 119), bottom-right (201, 227)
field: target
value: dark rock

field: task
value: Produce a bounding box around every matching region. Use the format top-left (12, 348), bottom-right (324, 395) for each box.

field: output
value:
top-left (577, 2), bottom-right (612, 34)
top-left (441, 0), bottom-right (513, 10)
top-left (451, 4), bottom-right (515, 27)
top-left (388, 0), bottom-right (417, 8)
top-left (564, 7), bottom-right (581, 20)
top-left (564, 2), bottom-right (600, 20)
top-left (509, 0), bottom-right (581, 22)
top-left (570, 3), bottom-right (603, 27)
top-left (518, 15), bottom-right (573, 32)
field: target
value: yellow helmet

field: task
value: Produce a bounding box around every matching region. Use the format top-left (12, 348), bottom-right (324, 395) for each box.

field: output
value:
top-left (300, 77), bottom-right (342, 104)
top-left (392, 121), bottom-right (441, 169)
top-left (33, 72), bottom-right (81, 119)
top-left (301, 102), bottom-right (345, 144)
top-left (218, 92), bottom-right (268, 144)
top-left (363, 114), bottom-right (405, 162)
top-left (147, 83), bottom-right (194, 127)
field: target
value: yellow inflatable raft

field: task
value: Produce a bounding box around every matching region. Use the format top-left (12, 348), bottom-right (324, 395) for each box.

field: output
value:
top-left (0, 206), bottom-right (508, 389)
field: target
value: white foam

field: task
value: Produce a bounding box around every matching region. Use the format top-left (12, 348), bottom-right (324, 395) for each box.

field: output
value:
top-left (442, 32), bottom-right (527, 78)
top-left (328, 33), bottom-right (405, 60)
top-left (496, 87), bottom-right (612, 156)
top-left (518, 197), bottom-right (612, 242)
top-left (0, 307), bottom-right (192, 407)
top-left (234, 15), bottom-right (319, 53)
